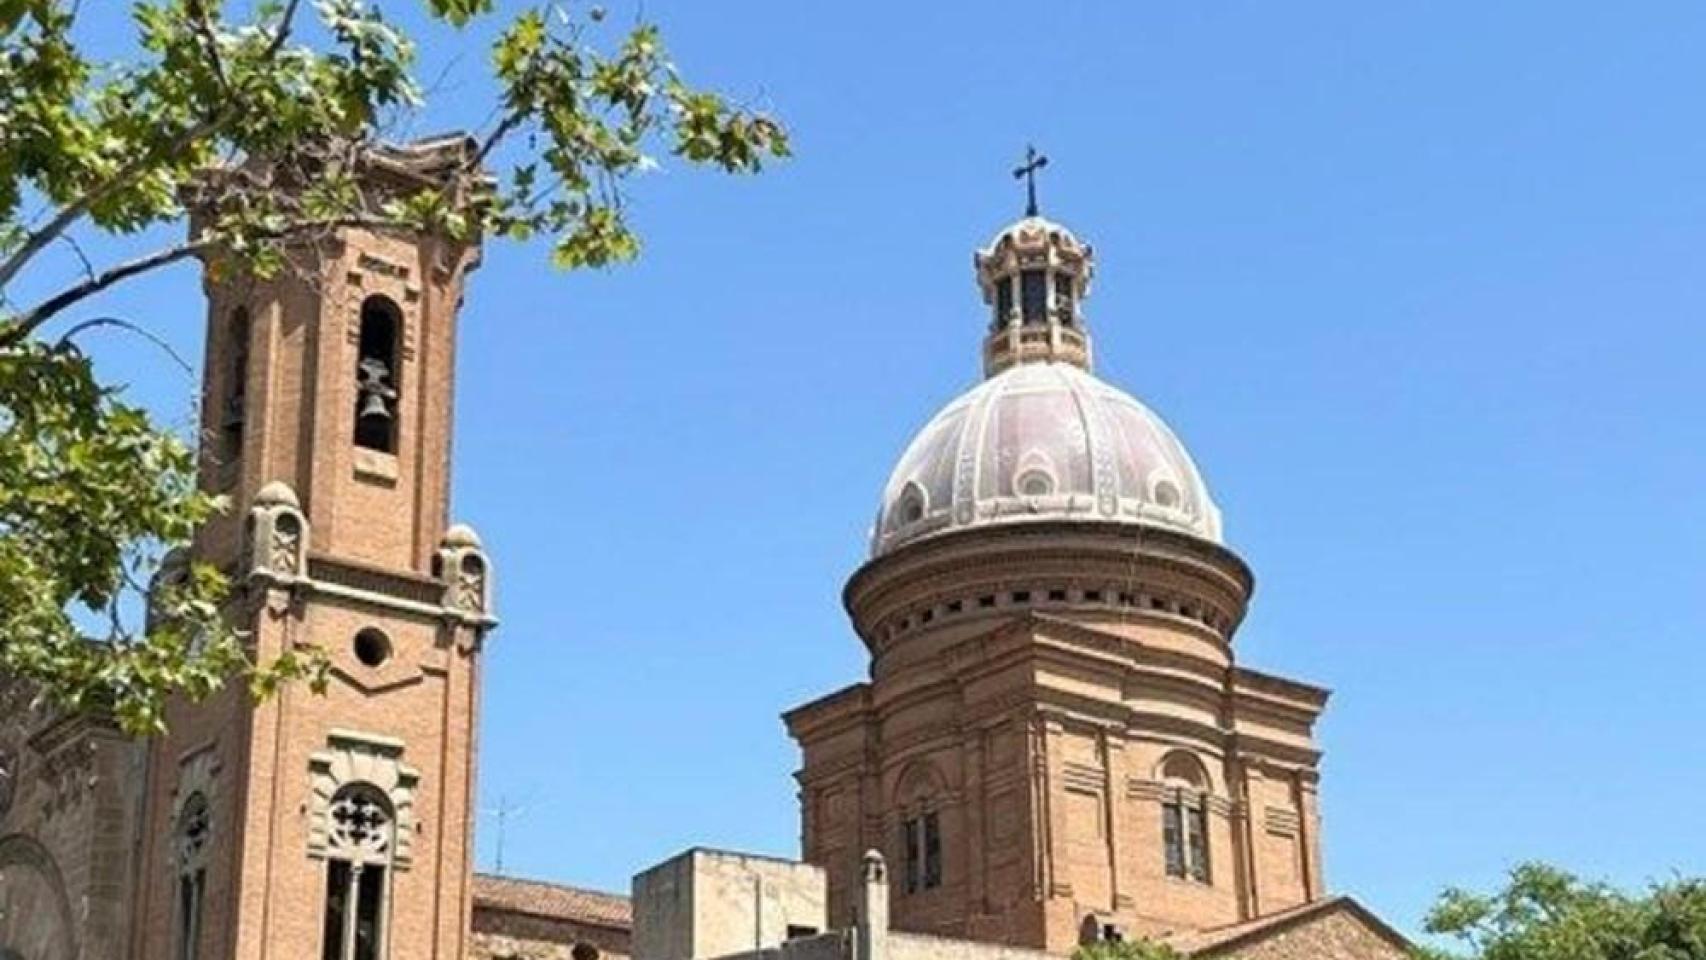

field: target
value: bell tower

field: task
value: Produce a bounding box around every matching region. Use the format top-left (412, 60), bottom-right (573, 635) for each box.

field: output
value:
top-left (130, 136), bottom-right (497, 960)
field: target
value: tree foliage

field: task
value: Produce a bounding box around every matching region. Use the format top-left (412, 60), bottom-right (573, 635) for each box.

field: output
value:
top-left (1421, 863), bottom-right (1706, 960)
top-left (1072, 938), bottom-right (1183, 960)
top-left (0, 0), bottom-right (787, 734)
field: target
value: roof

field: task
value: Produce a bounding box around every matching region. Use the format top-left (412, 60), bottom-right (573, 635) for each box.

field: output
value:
top-left (471, 873), bottom-right (632, 930)
top-left (1163, 896), bottom-right (1411, 957)
top-left (871, 362), bottom-right (1224, 559)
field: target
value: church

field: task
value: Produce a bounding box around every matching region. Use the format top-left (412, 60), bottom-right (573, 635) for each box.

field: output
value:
top-left (0, 137), bottom-right (1410, 960)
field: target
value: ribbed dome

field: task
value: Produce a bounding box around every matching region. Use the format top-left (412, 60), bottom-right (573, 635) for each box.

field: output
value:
top-left (871, 362), bottom-right (1222, 557)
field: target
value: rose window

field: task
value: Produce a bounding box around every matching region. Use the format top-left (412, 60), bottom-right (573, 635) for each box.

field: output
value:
top-left (328, 786), bottom-right (394, 863)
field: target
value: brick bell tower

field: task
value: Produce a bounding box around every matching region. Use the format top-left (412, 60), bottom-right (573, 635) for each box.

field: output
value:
top-left (130, 136), bottom-right (497, 960)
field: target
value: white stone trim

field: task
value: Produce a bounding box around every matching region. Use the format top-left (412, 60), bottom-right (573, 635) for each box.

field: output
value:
top-left (307, 730), bottom-right (419, 869)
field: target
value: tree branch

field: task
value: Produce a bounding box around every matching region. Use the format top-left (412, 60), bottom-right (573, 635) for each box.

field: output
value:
top-left (186, 0), bottom-right (231, 93)
top-left (0, 117), bottom-right (223, 295)
top-left (2, 242), bottom-right (211, 347)
top-left (56, 234), bottom-right (95, 283)
top-left (3, 213), bottom-right (403, 348)
top-left (263, 0), bottom-right (304, 59)
top-left (0, 0), bottom-right (308, 295)
top-left (471, 110), bottom-right (528, 172)
top-left (54, 316), bottom-right (196, 376)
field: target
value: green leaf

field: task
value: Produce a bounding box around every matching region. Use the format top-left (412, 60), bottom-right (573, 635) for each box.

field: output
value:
top-left (0, 0), bottom-right (787, 736)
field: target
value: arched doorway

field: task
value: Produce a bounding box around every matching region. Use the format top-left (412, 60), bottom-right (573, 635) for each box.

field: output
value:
top-left (0, 834), bottom-right (76, 960)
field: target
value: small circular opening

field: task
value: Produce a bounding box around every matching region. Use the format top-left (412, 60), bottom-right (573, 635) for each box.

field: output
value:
top-left (353, 629), bottom-right (391, 668)
top-left (1016, 469), bottom-right (1054, 497)
top-left (1153, 479), bottom-right (1181, 509)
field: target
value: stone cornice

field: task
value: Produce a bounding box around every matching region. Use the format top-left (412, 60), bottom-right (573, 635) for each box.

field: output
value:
top-left (308, 553), bottom-right (441, 605)
top-left (787, 613), bottom-right (1327, 769)
top-left (1233, 665), bottom-right (1331, 706)
top-left (792, 750), bottom-right (871, 787)
top-left (1224, 732), bottom-right (1324, 770)
top-left (782, 682), bottom-right (872, 739)
top-left (847, 522), bottom-right (1253, 617)
top-left (250, 551), bottom-right (499, 632)
top-left (843, 524), bottom-right (1253, 660)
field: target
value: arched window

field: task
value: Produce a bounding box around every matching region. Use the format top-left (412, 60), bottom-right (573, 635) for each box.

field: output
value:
top-left (1054, 272), bottom-right (1075, 324)
top-left (320, 784), bottom-right (394, 960)
top-left (222, 307), bottom-right (250, 462)
top-left (175, 792), bottom-right (211, 960)
top-left (1157, 752), bottom-right (1211, 884)
top-left (1019, 269), bottom-right (1047, 324)
top-left (894, 762), bottom-right (947, 894)
top-left (353, 297), bottom-right (401, 453)
top-left (900, 809), bottom-right (941, 894)
top-left (994, 276), bottom-right (1015, 328)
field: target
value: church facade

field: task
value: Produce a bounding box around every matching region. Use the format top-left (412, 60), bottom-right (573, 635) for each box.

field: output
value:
top-left (0, 138), bottom-right (1406, 960)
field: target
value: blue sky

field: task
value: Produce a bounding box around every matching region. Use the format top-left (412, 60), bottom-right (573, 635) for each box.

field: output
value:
top-left (49, 0), bottom-right (1706, 937)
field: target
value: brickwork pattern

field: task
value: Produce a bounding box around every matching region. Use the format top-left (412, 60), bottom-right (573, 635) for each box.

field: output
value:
top-left (788, 524), bottom-right (1330, 953)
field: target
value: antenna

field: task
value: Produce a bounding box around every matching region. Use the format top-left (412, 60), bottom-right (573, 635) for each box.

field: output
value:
top-left (481, 794), bottom-right (530, 875)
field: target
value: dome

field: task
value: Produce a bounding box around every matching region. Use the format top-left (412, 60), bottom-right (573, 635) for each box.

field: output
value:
top-left (870, 195), bottom-right (1223, 558)
top-left (984, 214), bottom-right (1086, 258)
top-left (870, 361), bottom-right (1222, 557)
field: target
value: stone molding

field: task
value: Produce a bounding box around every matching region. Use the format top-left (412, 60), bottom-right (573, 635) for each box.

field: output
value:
top-left (243, 482), bottom-right (308, 585)
top-left (306, 729), bottom-right (420, 869)
top-left (845, 524), bottom-right (1253, 657)
top-left (847, 522), bottom-right (1251, 617)
top-left (435, 526), bottom-right (494, 621)
top-left (238, 482), bottom-right (499, 633)
top-left (1263, 806), bottom-right (1301, 838)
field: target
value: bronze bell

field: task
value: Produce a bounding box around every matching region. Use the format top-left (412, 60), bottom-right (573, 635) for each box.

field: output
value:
top-left (356, 357), bottom-right (395, 420)
top-left (359, 390), bottom-right (392, 421)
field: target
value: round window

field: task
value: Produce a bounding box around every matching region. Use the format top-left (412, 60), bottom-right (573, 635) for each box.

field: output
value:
top-left (1015, 469), bottom-right (1055, 498)
top-left (1153, 478), bottom-right (1181, 509)
top-left (353, 628), bottom-right (391, 668)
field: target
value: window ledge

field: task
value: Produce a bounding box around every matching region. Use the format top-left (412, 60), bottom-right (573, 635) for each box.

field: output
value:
top-left (1162, 875), bottom-right (1214, 889)
top-left (354, 448), bottom-right (399, 485)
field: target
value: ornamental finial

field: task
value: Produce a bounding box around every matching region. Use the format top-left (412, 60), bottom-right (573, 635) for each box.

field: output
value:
top-left (1012, 145), bottom-right (1049, 217)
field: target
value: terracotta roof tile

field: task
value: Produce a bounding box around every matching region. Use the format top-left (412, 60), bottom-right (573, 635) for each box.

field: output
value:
top-left (472, 873), bottom-right (632, 930)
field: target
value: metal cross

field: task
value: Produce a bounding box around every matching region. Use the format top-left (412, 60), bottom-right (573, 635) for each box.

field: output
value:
top-left (1013, 145), bottom-right (1049, 217)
